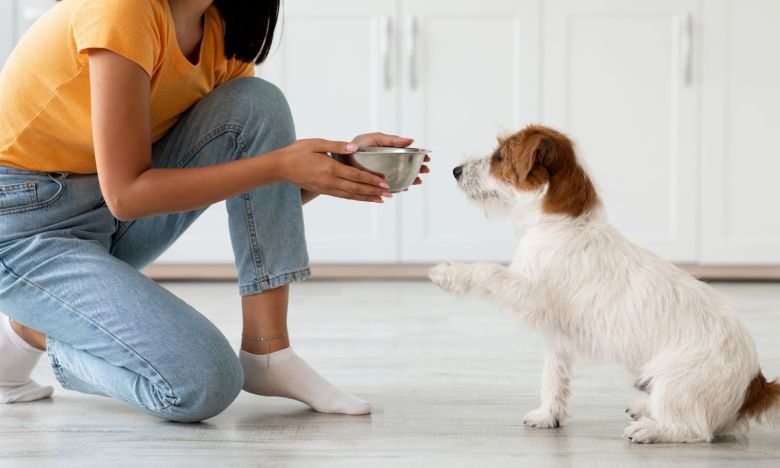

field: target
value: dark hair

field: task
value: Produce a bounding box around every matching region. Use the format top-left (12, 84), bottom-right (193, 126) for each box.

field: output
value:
top-left (56, 0), bottom-right (281, 65)
top-left (214, 0), bottom-right (280, 65)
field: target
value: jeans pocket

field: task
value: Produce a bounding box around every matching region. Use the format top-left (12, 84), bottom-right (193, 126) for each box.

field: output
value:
top-left (0, 172), bottom-right (65, 216)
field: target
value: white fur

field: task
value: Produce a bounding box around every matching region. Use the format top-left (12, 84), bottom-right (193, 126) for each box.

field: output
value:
top-left (430, 155), bottom-right (771, 443)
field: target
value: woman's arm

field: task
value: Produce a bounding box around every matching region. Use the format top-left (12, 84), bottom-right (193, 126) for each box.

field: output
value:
top-left (89, 49), bottom-right (389, 220)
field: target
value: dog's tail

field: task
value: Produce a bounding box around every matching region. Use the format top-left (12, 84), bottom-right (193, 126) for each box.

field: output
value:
top-left (739, 371), bottom-right (780, 426)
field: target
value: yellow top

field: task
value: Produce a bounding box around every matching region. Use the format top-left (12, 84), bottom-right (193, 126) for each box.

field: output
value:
top-left (0, 0), bottom-right (254, 174)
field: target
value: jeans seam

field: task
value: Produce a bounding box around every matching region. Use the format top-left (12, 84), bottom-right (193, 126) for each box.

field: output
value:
top-left (46, 338), bottom-right (69, 389)
top-left (241, 193), bottom-right (266, 283)
top-left (176, 123), bottom-right (245, 169)
top-left (0, 258), bottom-right (178, 403)
top-left (234, 131), bottom-right (265, 283)
top-left (239, 267), bottom-right (311, 296)
top-left (0, 173), bottom-right (64, 216)
top-left (47, 338), bottom-right (174, 411)
top-left (111, 124), bottom-right (246, 248)
top-left (111, 220), bottom-right (135, 246)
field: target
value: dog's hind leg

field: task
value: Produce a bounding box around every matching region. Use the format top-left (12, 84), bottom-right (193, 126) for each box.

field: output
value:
top-left (623, 370), bottom-right (736, 443)
top-left (524, 341), bottom-right (573, 429)
top-left (626, 400), bottom-right (648, 420)
top-left (625, 375), bottom-right (653, 419)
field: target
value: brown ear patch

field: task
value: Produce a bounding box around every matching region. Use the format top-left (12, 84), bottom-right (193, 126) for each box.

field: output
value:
top-left (739, 371), bottom-right (780, 420)
top-left (490, 125), bottom-right (598, 217)
top-left (489, 135), bottom-right (549, 192)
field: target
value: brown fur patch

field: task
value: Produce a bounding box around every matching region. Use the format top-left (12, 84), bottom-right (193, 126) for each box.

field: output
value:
top-left (490, 125), bottom-right (598, 217)
top-left (739, 371), bottom-right (780, 420)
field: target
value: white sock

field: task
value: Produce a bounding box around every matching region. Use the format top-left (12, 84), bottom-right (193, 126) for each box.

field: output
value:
top-left (240, 348), bottom-right (371, 415)
top-left (0, 314), bottom-right (54, 403)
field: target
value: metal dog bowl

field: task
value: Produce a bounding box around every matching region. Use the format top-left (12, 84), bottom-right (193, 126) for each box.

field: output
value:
top-left (333, 147), bottom-right (430, 193)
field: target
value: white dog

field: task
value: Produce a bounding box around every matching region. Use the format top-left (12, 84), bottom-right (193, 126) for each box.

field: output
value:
top-left (429, 124), bottom-right (779, 443)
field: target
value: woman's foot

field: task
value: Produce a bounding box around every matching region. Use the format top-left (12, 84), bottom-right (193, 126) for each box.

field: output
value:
top-left (240, 348), bottom-right (371, 415)
top-left (0, 315), bottom-right (54, 403)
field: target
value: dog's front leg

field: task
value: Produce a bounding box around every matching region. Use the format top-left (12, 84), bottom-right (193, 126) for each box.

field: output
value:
top-left (431, 263), bottom-right (549, 325)
top-left (524, 343), bottom-right (573, 429)
top-left (429, 262), bottom-right (506, 296)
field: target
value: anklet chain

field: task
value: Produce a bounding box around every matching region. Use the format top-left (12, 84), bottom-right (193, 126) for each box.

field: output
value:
top-left (242, 333), bottom-right (289, 367)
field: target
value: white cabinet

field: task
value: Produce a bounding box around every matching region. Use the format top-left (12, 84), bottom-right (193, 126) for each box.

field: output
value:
top-left (164, 0), bottom-right (402, 264)
top-left (398, 0), bottom-right (538, 262)
top-left (165, 0), bottom-right (533, 264)
top-left (543, 0), bottom-right (700, 262)
top-left (4, 0), bottom-right (780, 266)
top-left (700, 0), bottom-right (780, 265)
top-left (258, 0), bottom-right (400, 263)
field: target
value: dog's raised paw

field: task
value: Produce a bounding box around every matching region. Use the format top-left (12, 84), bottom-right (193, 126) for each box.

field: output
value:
top-left (428, 262), bottom-right (468, 294)
top-left (523, 408), bottom-right (561, 429)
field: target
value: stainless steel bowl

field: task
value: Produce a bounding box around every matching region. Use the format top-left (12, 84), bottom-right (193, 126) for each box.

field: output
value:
top-left (333, 147), bottom-right (430, 193)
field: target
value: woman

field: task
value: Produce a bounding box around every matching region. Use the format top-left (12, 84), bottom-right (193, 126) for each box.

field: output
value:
top-left (0, 0), bottom-right (427, 421)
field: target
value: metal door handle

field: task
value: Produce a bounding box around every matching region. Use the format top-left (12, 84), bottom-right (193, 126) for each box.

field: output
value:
top-left (682, 13), bottom-right (694, 86)
top-left (406, 17), bottom-right (419, 89)
top-left (380, 16), bottom-right (393, 90)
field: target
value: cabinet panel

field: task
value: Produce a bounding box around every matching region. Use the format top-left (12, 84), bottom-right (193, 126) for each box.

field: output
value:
top-left (543, 0), bottom-right (699, 262)
top-left (700, 0), bottom-right (780, 264)
top-left (262, 0), bottom-right (399, 263)
top-left (399, 0), bottom-right (540, 262)
top-left (162, 0), bottom-right (400, 264)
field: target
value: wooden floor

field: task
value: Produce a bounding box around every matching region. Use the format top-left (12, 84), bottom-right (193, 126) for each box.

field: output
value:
top-left (2, 280), bottom-right (780, 467)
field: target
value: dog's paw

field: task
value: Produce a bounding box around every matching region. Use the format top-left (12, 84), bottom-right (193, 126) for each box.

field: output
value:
top-left (625, 400), bottom-right (648, 421)
top-left (523, 408), bottom-right (562, 429)
top-left (429, 262), bottom-right (506, 295)
top-left (624, 418), bottom-right (663, 444)
top-left (429, 262), bottom-right (472, 295)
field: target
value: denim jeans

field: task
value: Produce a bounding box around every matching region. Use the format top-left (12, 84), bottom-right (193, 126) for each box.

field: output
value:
top-left (0, 77), bottom-right (310, 422)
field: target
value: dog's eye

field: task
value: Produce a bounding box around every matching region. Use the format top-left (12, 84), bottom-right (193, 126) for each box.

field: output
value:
top-left (492, 152), bottom-right (504, 162)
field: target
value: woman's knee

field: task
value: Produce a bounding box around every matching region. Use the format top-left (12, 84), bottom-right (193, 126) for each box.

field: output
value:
top-left (216, 77), bottom-right (295, 148)
top-left (164, 348), bottom-right (244, 423)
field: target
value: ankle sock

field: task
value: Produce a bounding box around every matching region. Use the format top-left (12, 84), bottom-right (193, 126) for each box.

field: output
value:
top-left (0, 314), bottom-right (54, 403)
top-left (240, 348), bottom-right (370, 416)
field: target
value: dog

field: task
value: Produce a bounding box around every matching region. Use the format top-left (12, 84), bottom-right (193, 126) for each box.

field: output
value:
top-left (429, 124), bottom-right (780, 443)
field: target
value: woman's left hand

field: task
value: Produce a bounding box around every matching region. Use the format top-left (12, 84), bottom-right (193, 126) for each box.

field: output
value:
top-left (351, 132), bottom-right (431, 186)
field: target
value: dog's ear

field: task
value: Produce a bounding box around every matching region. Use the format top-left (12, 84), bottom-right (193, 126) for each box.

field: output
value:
top-left (527, 127), bottom-right (598, 217)
top-left (502, 133), bottom-right (553, 189)
top-left (500, 125), bottom-right (599, 217)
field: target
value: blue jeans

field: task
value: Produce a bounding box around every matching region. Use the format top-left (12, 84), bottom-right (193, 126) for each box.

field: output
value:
top-left (0, 78), bottom-right (310, 422)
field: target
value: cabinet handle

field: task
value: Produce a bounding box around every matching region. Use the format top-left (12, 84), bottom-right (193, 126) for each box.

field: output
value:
top-left (380, 16), bottom-right (393, 90)
top-left (406, 16), bottom-right (419, 90)
top-left (682, 13), bottom-right (694, 87)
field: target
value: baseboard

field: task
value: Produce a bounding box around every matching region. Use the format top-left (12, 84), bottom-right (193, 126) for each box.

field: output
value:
top-left (142, 263), bottom-right (780, 281)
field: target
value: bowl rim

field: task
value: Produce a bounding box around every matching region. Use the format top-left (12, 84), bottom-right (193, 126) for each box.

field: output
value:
top-left (354, 146), bottom-right (432, 154)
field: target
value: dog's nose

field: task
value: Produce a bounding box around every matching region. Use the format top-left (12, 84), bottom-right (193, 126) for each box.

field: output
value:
top-left (453, 165), bottom-right (463, 180)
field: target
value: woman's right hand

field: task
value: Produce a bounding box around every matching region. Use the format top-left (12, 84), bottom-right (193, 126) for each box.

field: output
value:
top-left (275, 139), bottom-right (392, 203)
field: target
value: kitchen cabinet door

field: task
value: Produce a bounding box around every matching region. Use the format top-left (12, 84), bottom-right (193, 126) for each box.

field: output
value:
top-left (398, 0), bottom-right (540, 262)
top-left (700, 0), bottom-right (780, 264)
top-left (161, 0), bottom-right (400, 264)
top-left (543, 0), bottom-right (700, 262)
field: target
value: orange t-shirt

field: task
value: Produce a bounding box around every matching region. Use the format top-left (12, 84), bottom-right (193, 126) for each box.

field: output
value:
top-left (0, 0), bottom-right (254, 174)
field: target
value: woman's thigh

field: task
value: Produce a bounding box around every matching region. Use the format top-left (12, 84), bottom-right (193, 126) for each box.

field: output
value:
top-left (0, 232), bottom-right (242, 421)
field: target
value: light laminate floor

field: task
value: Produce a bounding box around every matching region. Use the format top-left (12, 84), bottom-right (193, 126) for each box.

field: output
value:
top-left (2, 280), bottom-right (780, 467)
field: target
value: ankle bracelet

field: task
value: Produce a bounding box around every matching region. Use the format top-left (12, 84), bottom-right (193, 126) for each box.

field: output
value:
top-left (242, 333), bottom-right (289, 367)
